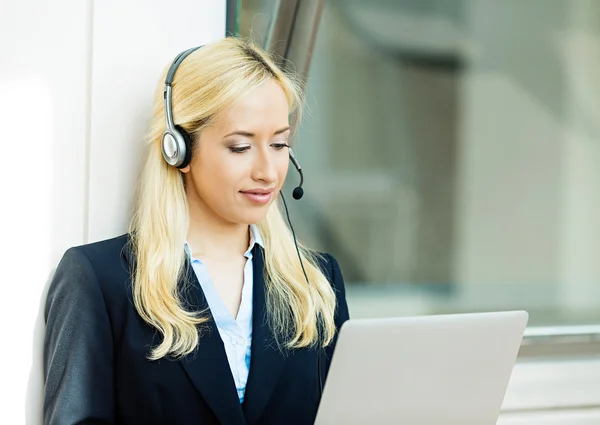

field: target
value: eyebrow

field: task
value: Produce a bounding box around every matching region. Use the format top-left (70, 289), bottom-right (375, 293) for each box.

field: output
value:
top-left (223, 126), bottom-right (290, 139)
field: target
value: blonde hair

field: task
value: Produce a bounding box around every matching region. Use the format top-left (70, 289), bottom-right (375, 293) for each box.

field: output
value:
top-left (129, 37), bottom-right (337, 360)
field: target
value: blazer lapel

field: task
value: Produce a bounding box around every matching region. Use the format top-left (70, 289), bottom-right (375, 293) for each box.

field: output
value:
top-left (176, 261), bottom-right (247, 425)
top-left (242, 245), bottom-right (287, 425)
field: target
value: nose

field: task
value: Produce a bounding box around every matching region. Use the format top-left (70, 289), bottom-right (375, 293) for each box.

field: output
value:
top-left (251, 148), bottom-right (278, 184)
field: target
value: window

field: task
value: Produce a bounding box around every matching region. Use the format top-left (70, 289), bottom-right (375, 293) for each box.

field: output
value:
top-left (233, 0), bottom-right (600, 419)
top-left (236, 0), bottom-right (600, 327)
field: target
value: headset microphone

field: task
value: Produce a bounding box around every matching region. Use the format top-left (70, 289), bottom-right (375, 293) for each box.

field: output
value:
top-left (288, 148), bottom-right (304, 200)
top-left (283, 148), bottom-right (321, 392)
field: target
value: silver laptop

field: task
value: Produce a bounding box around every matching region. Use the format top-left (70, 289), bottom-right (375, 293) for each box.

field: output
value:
top-left (314, 311), bottom-right (528, 425)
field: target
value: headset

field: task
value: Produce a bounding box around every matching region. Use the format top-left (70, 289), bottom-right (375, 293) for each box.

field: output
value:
top-left (161, 46), bottom-right (305, 201)
top-left (161, 47), bottom-right (201, 169)
top-left (162, 46), bottom-right (322, 395)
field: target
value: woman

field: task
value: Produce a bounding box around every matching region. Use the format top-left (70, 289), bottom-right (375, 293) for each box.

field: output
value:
top-left (43, 37), bottom-right (349, 425)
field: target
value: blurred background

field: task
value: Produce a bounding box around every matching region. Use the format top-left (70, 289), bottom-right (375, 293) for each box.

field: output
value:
top-left (233, 2), bottom-right (600, 422)
top-left (237, 0), bottom-right (600, 327)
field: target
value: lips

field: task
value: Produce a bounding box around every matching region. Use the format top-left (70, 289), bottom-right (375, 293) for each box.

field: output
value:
top-left (240, 188), bottom-right (275, 195)
top-left (239, 188), bottom-right (275, 205)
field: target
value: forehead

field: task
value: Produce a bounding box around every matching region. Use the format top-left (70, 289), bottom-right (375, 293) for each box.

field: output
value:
top-left (213, 79), bottom-right (290, 133)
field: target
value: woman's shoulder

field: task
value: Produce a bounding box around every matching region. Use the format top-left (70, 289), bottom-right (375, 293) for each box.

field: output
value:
top-left (314, 251), bottom-right (350, 327)
top-left (313, 251), bottom-right (345, 295)
top-left (52, 233), bottom-right (133, 301)
top-left (314, 251), bottom-right (342, 275)
top-left (62, 233), bottom-right (131, 268)
top-left (69, 233), bottom-right (131, 263)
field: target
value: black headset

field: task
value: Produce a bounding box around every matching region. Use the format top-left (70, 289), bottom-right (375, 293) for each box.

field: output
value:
top-left (162, 45), bottom-right (323, 395)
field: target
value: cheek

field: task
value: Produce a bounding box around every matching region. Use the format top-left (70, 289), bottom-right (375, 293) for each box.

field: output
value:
top-left (194, 155), bottom-right (247, 195)
top-left (278, 157), bottom-right (290, 183)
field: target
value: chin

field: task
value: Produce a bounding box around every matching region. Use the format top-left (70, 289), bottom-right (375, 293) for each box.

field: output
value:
top-left (229, 198), bottom-right (277, 225)
top-left (225, 210), bottom-right (262, 226)
top-left (242, 207), bottom-right (273, 225)
top-left (243, 214), bottom-right (268, 225)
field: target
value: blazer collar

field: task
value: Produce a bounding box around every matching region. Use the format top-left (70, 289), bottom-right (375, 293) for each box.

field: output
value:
top-left (242, 245), bottom-right (287, 425)
top-left (178, 257), bottom-right (246, 425)
top-left (121, 239), bottom-right (287, 425)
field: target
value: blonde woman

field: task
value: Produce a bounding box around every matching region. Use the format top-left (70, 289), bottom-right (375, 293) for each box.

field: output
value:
top-left (43, 37), bottom-right (349, 425)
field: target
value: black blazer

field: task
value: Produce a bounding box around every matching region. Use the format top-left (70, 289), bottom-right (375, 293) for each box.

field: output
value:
top-left (43, 234), bottom-right (350, 425)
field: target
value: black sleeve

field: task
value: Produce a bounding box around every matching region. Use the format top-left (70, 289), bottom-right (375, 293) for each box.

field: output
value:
top-left (323, 253), bottom-right (350, 376)
top-left (43, 247), bottom-right (115, 425)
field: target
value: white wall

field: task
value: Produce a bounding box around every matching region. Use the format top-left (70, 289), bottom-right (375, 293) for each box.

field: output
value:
top-left (0, 1), bottom-right (225, 423)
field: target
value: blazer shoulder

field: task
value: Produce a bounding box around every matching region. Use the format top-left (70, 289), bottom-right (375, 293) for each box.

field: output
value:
top-left (56, 233), bottom-right (132, 300)
top-left (74, 233), bottom-right (131, 262)
top-left (315, 252), bottom-right (347, 301)
top-left (316, 252), bottom-right (350, 348)
top-left (315, 251), bottom-right (341, 279)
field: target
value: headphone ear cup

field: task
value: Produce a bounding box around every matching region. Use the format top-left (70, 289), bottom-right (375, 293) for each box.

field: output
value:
top-left (174, 125), bottom-right (193, 169)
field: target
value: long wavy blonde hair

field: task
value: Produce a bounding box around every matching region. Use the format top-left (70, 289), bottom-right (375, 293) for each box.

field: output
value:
top-left (129, 37), bottom-right (337, 360)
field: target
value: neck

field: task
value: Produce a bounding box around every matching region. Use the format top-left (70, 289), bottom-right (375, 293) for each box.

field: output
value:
top-left (186, 196), bottom-right (250, 262)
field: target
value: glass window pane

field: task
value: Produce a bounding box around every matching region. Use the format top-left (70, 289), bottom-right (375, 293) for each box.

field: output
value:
top-left (238, 0), bottom-right (280, 44)
top-left (239, 0), bottom-right (600, 327)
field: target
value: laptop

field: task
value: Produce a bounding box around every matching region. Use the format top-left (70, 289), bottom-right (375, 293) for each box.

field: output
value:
top-left (314, 310), bottom-right (528, 425)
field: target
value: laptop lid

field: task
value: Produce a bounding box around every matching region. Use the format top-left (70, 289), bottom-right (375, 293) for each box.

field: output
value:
top-left (314, 311), bottom-right (528, 425)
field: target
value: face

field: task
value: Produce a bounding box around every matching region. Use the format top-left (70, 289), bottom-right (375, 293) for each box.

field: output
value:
top-left (181, 79), bottom-right (291, 226)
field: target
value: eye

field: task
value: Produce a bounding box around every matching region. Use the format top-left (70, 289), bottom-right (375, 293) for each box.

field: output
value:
top-left (272, 143), bottom-right (290, 150)
top-left (229, 145), bottom-right (251, 154)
